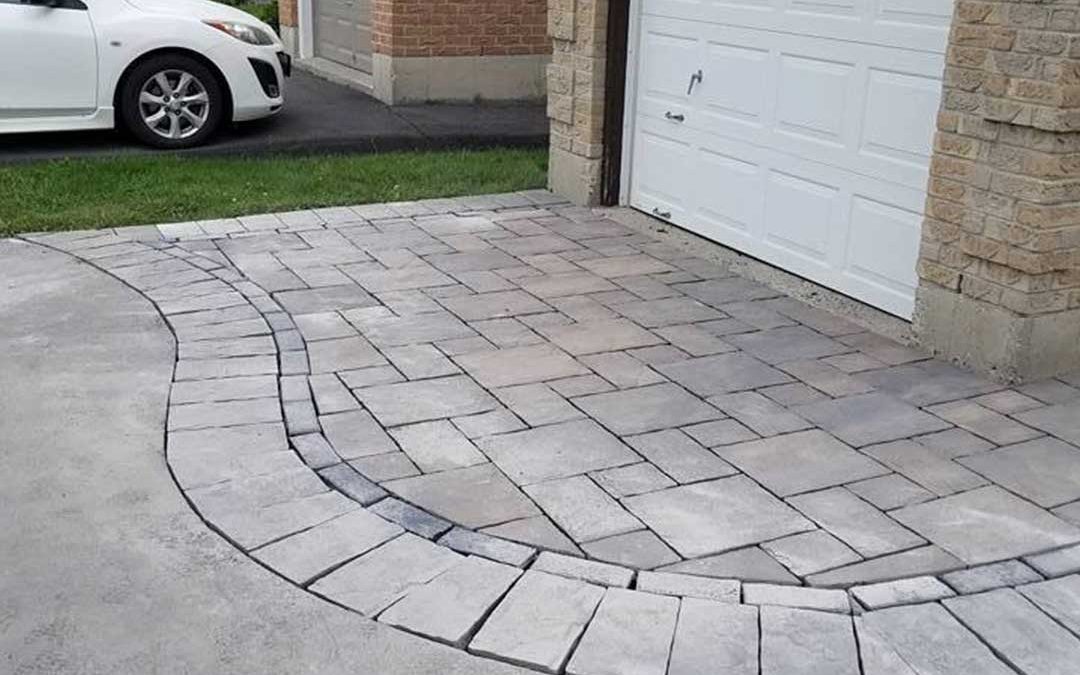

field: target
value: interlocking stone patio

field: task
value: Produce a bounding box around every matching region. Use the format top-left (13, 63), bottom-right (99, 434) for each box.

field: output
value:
top-left (26, 191), bottom-right (1080, 675)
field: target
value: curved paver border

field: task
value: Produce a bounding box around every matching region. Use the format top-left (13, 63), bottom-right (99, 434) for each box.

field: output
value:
top-left (21, 192), bottom-right (1080, 674)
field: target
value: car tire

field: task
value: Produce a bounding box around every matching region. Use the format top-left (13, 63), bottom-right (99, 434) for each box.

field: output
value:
top-left (119, 54), bottom-right (226, 149)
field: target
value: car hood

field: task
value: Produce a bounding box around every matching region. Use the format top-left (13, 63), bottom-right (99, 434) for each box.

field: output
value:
top-left (127, 0), bottom-right (261, 24)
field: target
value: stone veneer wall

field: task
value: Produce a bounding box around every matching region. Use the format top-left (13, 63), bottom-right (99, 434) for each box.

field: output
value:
top-left (547, 0), bottom-right (609, 205)
top-left (914, 0), bottom-right (1080, 381)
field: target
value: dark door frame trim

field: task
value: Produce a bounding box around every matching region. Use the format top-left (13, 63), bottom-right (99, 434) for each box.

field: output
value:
top-left (601, 0), bottom-right (632, 206)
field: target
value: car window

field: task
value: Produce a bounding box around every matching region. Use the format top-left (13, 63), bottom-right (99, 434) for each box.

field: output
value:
top-left (0, 0), bottom-right (88, 8)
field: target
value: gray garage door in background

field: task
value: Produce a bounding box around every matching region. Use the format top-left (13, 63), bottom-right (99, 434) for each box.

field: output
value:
top-left (314, 0), bottom-right (373, 75)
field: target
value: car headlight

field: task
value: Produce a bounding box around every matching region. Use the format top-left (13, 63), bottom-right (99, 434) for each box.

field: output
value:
top-left (204, 20), bottom-right (276, 46)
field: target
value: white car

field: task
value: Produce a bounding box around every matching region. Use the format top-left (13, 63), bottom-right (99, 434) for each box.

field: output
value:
top-left (0, 0), bottom-right (289, 148)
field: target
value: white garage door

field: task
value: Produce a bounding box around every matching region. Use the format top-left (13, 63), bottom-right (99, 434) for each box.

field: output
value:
top-left (626, 0), bottom-right (952, 318)
top-left (315, 0), bottom-right (373, 75)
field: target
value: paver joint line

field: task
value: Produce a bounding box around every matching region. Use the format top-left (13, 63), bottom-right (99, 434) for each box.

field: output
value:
top-left (29, 190), bottom-right (1080, 675)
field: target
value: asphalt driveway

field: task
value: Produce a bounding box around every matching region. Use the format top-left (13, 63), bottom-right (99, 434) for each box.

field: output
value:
top-left (0, 70), bottom-right (547, 164)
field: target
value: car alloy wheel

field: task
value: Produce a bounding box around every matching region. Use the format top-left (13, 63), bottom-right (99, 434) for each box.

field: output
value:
top-left (138, 69), bottom-right (211, 140)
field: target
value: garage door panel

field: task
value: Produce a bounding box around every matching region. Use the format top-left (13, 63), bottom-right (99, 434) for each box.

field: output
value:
top-left (632, 122), bottom-right (696, 220)
top-left (762, 170), bottom-right (838, 266)
top-left (846, 196), bottom-right (922, 298)
top-left (700, 41), bottom-right (770, 127)
top-left (644, 0), bottom-right (949, 53)
top-left (695, 147), bottom-right (766, 241)
top-left (775, 53), bottom-right (854, 147)
top-left (315, 0), bottom-right (373, 74)
top-left (860, 68), bottom-right (939, 170)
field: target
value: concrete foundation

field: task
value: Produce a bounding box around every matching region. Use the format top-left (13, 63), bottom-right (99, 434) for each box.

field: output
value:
top-left (548, 145), bottom-right (603, 206)
top-left (372, 54), bottom-right (548, 105)
top-left (914, 283), bottom-right (1080, 384)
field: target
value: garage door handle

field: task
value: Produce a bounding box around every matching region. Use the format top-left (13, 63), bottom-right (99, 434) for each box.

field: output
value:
top-left (687, 69), bottom-right (703, 95)
top-left (665, 111), bottom-right (685, 122)
top-left (652, 208), bottom-right (672, 220)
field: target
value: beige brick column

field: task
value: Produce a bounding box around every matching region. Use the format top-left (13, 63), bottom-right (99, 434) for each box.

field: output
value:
top-left (547, 0), bottom-right (608, 205)
top-left (915, 0), bottom-right (1080, 381)
top-left (278, 0), bottom-right (299, 55)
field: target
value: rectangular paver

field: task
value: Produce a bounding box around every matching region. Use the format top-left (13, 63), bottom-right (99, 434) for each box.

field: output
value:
top-left (625, 476), bottom-right (814, 558)
top-left (525, 475), bottom-right (643, 543)
top-left (310, 533), bottom-right (461, 615)
top-left (479, 419), bottom-right (639, 486)
top-left (760, 606), bottom-right (859, 675)
top-left (566, 588), bottom-right (679, 675)
top-left (468, 571), bottom-right (605, 674)
top-left (669, 599), bottom-right (758, 675)
top-left (788, 488), bottom-right (925, 558)
top-left (379, 556), bottom-right (523, 647)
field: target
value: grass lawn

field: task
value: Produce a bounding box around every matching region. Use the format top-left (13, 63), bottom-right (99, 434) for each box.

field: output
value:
top-left (0, 148), bottom-right (548, 236)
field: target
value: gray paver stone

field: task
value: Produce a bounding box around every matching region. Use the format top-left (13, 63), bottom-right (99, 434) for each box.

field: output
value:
top-left (307, 336), bottom-right (386, 373)
top-left (378, 555), bottom-right (523, 647)
top-left (1016, 399), bottom-right (1080, 446)
top-left (708, 391), bottom-right (812, 437)
top-left (744, 583), bottom-right (851, 614)
top-left (481, 516), bottom-right (583, 557)
top-left (348, 452), bottom-right (418, 482)
top-left (1018, 575), bottom-right (1080, 636)
top-left (320, 410), bottom-right (396, 460)
top-left (851, 576), bottom-right (955, 610)
top-left (252, 509), bottom-right (402, 584)
top-left (945, 588), bottom-right (1080, 674)
top-left (928, 399), bottom-right (1042, 446)
top-left (625, 476), bottom-right (814, 558)
top-left (531, 551), bottom-right (634, 587)
top-left (456, 343), bottom-right (588, 388)
top-left (796, 393), bottom-right (951, 447)
top-left (625, 431), bottom-right (740, 486)
top-left (479, 419), bottom-right (639, 486)
top-left (310, 533), bottom-right (461, 615)
top-left (566, 588), bottom-right (679, 675)
top-left (437, 527), bottom-right (536, 567)
top-left (385, 463), bottom-right (539, 529)
top-left (388, 420), bottom-right (487, 473)
top-left (787, 487), bottom-right (925, 558)
top-left (591, 463), bottom-right (675, 498)
top-left (807, 546), bottom-right (964, 588)
top-left (760, 605), bottom-right (859, 675)
top-left (668, 599), bottom-right (758, 675)
top-left (636, 571), bottom-right (739, 602)
top-left (761, 530), bottom-right (862, 577)
top-left (960, 437), bottom-right (1080, 508)
top-left (580, 530), bottom-right (680, 569)
top-left (1024, 543), bottom-right (1080, 577)
top-left (862, 440), bottom-right (986, 497)
top-left (356, 375), bottom-right (498, 426)
top-left (846, 474), bottom-right (934, 511)
top-left (538, 319), bottom-right (664, 356)
top-left (525, 475), bottom-right (643, 543)
top-left (657, 353), bottom-right (792, 396)
top-left (468, 571), bottom-right (605, 673)
top-left (891, 486), bottom-right (1080, 565)
top-left (317, 464), bottom-right (387, 506)
top-left (941, 560), bottom-right (1043, 595)
top-left (574, 383), bottom-right (722, 435)
top-left (368, 497), bottom-right (452, 539)
top-left (717, 429), bottom-right (887, 496)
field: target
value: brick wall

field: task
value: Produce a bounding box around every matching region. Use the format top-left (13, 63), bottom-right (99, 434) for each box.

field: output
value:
top-left (279, 0), bottom-right (297, 28)
top-left (547, 0), bottom-right (609, 204)
top-left (373, 0), bottom-right (550, 58)
top-left (919, 0), bottom-right (1080, 318)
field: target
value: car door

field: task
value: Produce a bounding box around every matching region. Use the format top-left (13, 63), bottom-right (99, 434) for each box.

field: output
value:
top-left (0, 0), bottom-right (98, 119)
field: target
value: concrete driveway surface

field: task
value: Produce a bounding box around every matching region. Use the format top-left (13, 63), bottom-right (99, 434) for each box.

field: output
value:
top-left (0, 239), bottom-right (527, 675)
top-left (0, 71), bottom-right (547, 164)
top-left (3, 191), bottom-right (1080, 674)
